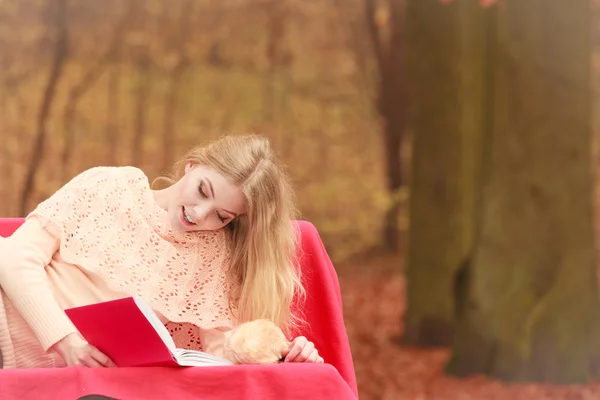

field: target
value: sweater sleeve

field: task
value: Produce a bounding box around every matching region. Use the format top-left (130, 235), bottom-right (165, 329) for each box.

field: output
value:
top-left (0, 217), bottom-right (79, 351)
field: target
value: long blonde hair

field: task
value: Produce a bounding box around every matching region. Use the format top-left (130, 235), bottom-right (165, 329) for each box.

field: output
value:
top-left (156, 134), bottom-right (305, 334)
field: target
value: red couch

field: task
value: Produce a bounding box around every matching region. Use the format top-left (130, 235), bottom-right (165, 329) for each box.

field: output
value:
top-left (0, 218), bottom-right (358, 400)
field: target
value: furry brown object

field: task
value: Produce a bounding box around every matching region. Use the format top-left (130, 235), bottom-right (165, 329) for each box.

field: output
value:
top-left (222, 319), bottom-right (291, 365)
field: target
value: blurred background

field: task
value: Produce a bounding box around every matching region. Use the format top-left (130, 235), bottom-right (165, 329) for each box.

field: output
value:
top-left (3, 0), bottom-right (600, 399)
top-left (0, 0), bottom-right (400, 259)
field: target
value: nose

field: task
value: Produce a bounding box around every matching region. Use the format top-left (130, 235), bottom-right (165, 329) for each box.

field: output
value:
top-left (193, 205), bottom-right (211, 222)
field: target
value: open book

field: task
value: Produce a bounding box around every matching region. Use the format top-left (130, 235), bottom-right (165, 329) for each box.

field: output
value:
top-left (64, 297), bottom-right (233, 368)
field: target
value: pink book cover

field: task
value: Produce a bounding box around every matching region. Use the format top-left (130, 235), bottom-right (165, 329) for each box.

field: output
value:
top-left (64, 297), bottom-right (179, 368)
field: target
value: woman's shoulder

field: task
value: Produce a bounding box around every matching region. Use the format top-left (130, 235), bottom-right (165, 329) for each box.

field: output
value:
top-left (33, 166), bottom-right (151, 209)
top-left (70, 165), bottom-right (147, 180)
top-left (27, 165), bottom-right (153, 230)
top-left (65, 166), bottom-right (148, 188)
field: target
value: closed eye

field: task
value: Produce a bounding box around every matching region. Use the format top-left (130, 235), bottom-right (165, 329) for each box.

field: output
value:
top-left (198, 182), bottom-right (208, 198)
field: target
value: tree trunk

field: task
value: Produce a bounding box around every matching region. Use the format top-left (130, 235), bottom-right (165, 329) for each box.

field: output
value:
top-left (19, 0), bottom-right (68, 216)
top-left (446, 0), bottom-right (600, 383)
top-left (263, 0), bottom-right (286, 150)
top-left (0, 96), bottom-right (10, 217)
top-left (161, 0), bottom-right (193, 172)
top-left (131, 54), bottom-right (149, 166)
top-left (162, 62), bottom-right (185, 171)
top-left (403, 0), bottom-right (489, 346)
top-left (61, 63), bottom-right (107, 181)
top-left (364, 0), bottom-right (408, 252)
top-left (380, 0), bottom-right (407, 253)
top-left (62, 2), bottom-right (133, 180)
top-left (106, 56), bottom-right (120, 166)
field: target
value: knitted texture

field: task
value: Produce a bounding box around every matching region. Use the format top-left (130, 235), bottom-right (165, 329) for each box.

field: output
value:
top-left (166, 322), bottom-right (203, 350)
top-left (27, 166), bottom-right (238, 332)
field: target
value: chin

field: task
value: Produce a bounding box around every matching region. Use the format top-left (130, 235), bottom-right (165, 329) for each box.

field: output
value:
top-left (191, 225), bottom-right (217, 232)
top-left (169, 207), bottom-right (220, 232)
top-left (168, 212), bottom-right (189, 232)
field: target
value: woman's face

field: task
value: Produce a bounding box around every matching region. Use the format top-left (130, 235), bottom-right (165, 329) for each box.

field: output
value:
top-left (169, 163), bottom-right (247, 232)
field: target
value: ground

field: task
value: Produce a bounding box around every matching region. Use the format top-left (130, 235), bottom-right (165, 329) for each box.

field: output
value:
top-left (338, 254), bottom-right (600, 399)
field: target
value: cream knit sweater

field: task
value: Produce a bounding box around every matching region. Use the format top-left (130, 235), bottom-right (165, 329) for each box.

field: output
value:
top-left (0, 166), bottom-right (237, 368)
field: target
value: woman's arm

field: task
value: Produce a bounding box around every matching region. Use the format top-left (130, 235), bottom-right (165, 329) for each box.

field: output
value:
top-left (165, 322), bottom-right (228, 359)
top-left (199, 328), bottom-right (228, 358)
top-left (0, 217), bottom-right (79, 352)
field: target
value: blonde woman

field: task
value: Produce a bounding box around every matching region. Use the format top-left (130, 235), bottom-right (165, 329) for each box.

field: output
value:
top-left (0, 134), bottom-right (322, 368)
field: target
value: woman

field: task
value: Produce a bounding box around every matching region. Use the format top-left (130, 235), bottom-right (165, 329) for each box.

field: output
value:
top-left (0, 134), bottom-right (322, 368)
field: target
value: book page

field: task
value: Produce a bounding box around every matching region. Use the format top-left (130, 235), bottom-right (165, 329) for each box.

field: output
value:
top-left (173, 348), bottom-right (234, 367)
top-left (132, 297), bottom-right (233, 367)
top-left (133, 297), bottom-right (178, 354)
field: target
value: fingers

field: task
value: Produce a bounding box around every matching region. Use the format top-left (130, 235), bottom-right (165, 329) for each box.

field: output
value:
top-left (72, 355), bottom-right (103, 368)
top-left (67, 346), bottom-right (116, 368)
top-left (294, 341), bottom-right (315, 362)
top-left (84, 357), bottom-right (105, 368)
top-left (91, 347), bottom-right (117, 367)
top-left (105, 357), bottom-right (117, 367)
top-left (284, 336), bottom-right (307, 362)
top-left (284, 336), bottom-right (323, 363)
top-left (306, 350), bottom-right (319, 363)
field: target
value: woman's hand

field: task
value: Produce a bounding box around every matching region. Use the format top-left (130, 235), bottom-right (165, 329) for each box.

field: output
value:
top-left (282, 336), bottom-right (324, 363)
top-left (52, 333), bottom-right (117, 368)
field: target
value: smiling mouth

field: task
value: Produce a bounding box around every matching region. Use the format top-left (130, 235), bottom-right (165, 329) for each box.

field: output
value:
top-left (181, 206), bottom-right (196, 225)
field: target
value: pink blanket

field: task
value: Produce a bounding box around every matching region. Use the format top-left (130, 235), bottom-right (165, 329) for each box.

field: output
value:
top-left (0, 218), bottom-right (358, 399)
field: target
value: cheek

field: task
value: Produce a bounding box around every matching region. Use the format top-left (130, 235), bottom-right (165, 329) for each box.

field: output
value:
top-left (178, 178), bottom-right (196, 204)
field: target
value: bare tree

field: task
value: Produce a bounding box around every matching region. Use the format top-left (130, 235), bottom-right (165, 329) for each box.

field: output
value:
top-left (105, 48), bottom-right (122, 165)
top-left (365, 0), bottom-right (407, 252)
top-left (264, 0), bottom-right (295, 153)
top-left (131, 47), bottom-right (150, 167)
top-left (0, 84), bottom-right (11, 216)
top-left (161, 0), bottom-right (194, 171)
top-left (403, 0), bottom-right (489, 347)
top-left (61, 1), bottom-right (134, 181)
top-left (19, 0), bottom-right (68, 216)
top-left (263, 0), bottom-right (284, 124)
top-left (447, 0), bottom-right (600, 383)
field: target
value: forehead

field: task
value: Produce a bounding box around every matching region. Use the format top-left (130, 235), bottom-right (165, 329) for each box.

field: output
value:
top-left (190, 164), bottom-right (227, 182)
top-left (189, 165), bottom-right (246, 212)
